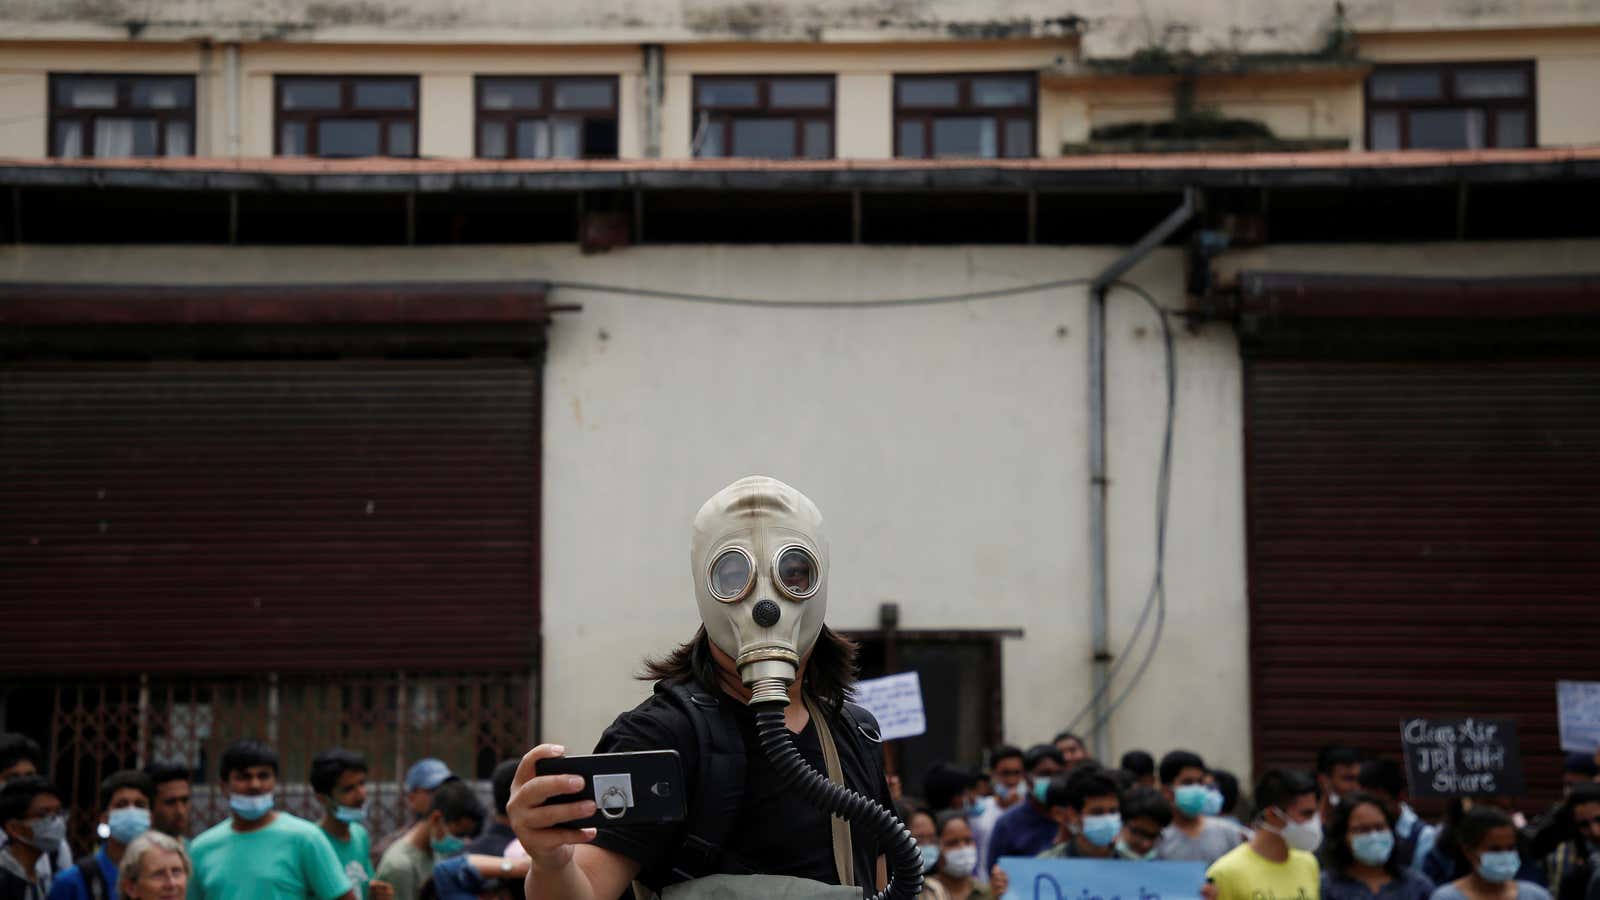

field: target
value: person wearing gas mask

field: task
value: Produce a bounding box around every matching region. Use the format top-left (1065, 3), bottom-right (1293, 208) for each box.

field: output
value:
top-left (1205, 769), bottom-right (1322, 900)
top-left (507, 476), bottom-right (910, 900)
top-left (0, 776), bottom-right (66, 900)
top-left (1036, 766), bottom-right (1123, 861)
top-left (45, 770), bottom-right (155, 900)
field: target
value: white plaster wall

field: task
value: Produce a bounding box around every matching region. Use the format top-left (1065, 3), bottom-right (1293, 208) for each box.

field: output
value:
top-left (0, 242), bottom-right (1252, 774)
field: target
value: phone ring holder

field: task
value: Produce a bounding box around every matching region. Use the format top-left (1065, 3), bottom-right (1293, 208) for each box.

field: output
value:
top-left (598, 785), bottom-right (629, 820)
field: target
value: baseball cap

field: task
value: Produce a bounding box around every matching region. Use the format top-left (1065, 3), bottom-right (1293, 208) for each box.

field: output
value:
top-left (404, 758), bottom-right (455, 791)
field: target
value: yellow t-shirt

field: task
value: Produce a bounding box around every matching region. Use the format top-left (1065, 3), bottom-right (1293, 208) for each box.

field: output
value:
top-left (1205, 842), bottom-right (1320, 900)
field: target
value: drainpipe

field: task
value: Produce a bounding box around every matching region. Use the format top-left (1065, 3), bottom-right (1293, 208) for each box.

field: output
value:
top-left (642, 43), bottom-right (664, 158)
top-left (1084, 186), bottom-right (1198, 761)
top-left (224, 42), bottom-right (241, 157)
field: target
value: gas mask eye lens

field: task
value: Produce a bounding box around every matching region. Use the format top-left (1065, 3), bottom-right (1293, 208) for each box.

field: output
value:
top-left (708, 547), bottom-right (755, 602)
top-left (773, 546), bottom-right (819, 599)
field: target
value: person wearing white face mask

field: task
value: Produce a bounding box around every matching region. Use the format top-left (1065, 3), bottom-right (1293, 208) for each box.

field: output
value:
top-left (923, 812), bottom-right (1004, 900)
top-left (1320, 791), bottom-right (1435, 900)
top-left (1428, 807), bottom-right (1550, 900)
top-left (1037, 767), bottom-right (1123, 860)
top-left (0, 776), bottom-right (67, 900)
top-left (1205, 769), bottom-right (1322, 900)
top-left (46, 770), bottom-right (156, 900)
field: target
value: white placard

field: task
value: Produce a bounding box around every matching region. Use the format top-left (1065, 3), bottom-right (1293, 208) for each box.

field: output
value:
top-left (852, 671), bottom-right (927, 741)
top-left (1558, 681), bottom-right (1600, 753)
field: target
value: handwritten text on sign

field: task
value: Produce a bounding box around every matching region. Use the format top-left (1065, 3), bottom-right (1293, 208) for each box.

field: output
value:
top-left (850, 672), bottom-right (926, 741)
top-left (1400, 717), bottom-right (1525, 798)
top-left (996, 857), bottom-right (1208, 900)
top-left (1558, 682), bottom-right (1600, 753)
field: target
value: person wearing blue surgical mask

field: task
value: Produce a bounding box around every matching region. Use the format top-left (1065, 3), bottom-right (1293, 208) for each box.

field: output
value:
top-left (971, 745), bottom-right (1026, 889)
top-left (910, 809), bottom-right (941, 876)
top-left (1320, 792), bottom-right (1435, 900)
top-left (1157, 750), bottom-right (1249, 864)
top-left (1038, 766), bottom-right (1123, 860)
top-left (1428, 806), bottom-right (1551, 900)
top-left (374, 780), bottom-right (485, 900)
top-left (1, 776), bottom-right (67, 899)
top-left (311, 749), bottom-right (377, 900)
top-left (983, 745), bottom-right (1065, 874)
top-left (46, 770), bottom-right (156, 900)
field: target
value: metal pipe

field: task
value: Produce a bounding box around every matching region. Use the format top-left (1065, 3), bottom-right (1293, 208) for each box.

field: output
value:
top-left (1085, 187), bottom-right (1198, 760)
top-left (642, 44), bottom-right (663, 158)
top-left (224, 43), bottom-right (241, 157)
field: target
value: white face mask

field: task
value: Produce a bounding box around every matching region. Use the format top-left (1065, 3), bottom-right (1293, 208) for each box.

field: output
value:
top-left (1268, 809), bottom-right (1323, 853)
top-left (942, 845), bottom-right (978, 877)
top-left (693, 476), bottom-right (829, 705)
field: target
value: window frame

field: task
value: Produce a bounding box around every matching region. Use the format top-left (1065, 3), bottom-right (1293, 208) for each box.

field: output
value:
top-left (691, 74), bottom-right (837, 160)
top-left (473, 75), bottom-right (621, 160)
top-left (48, 73), bottom-right (198, 159)
top-left (1364, 60), bottom-right (1537, 151)
top-left (274, 75), bottom-right (421, 159)
top-left (893, 71), bottom-right (1038, 160)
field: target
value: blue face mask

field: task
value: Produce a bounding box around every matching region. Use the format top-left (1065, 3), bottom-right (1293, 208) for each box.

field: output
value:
top-left (918, 843), bottom-right (940, 874)
top-left (107, 807), bottom-right (151, 844)
top-left (1116, 838), bottom-right (1158, 861)
top-left (1395, 805), bottom-right (1419, 839)
top-left (1032, 778), bottom-right (1052, 804)
top-left (1201, 787), bottom-right (1225, 818)
top-left (966, 796), bottom-right (988, 818)
top-left (1351, 830), bottom-right (1395, 867)
top-left (229, 793), bottom-right (274, 821)
top-left (431, 834), bottom-right (466, 858)
top-left (1082, 813), bottom-right (1122, 848)
top-left (334, 804), bottom-right (366, 824)
top-left (1477, 850), bottom-right (1521, 884)
top-left (1174, 785), bottom-right (1210, 818)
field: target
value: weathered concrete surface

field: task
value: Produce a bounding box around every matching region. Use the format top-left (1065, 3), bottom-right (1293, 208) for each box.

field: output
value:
top-left (1, 0), bottom-right (1596, 51)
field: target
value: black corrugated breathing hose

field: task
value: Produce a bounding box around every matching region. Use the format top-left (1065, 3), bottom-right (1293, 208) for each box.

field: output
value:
top-left (751, 701), bottom-right (924, 899)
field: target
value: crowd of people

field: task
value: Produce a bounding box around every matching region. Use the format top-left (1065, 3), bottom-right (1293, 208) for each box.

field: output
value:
top-left (0, 732), bottom-right (533, 900)
top-left (891, 731), bottom-right (1600, 900)
top-left (5, 726), bottom-right (1600, 900)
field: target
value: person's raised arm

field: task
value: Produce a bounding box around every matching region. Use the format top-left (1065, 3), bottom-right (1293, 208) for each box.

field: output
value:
top-left (508, 744), bottom-right (642, 900)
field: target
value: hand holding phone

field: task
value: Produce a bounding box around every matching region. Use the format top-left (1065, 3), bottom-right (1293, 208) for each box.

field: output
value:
top-left (534, 750), bottom-right (687, 829)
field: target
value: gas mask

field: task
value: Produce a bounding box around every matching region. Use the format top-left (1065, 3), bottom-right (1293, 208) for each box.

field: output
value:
top-left (693, 475), bottom-right (829, 706)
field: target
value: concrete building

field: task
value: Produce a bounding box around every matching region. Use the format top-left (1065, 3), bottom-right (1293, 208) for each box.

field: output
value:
top-left (1, 0), bottom-right (1598, 839)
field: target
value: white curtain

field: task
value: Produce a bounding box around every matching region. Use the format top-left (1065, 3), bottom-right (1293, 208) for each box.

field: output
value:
top-left (95, 118), bottom-right (136, 156)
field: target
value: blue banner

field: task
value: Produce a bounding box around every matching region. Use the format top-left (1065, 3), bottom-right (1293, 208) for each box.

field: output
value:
top-left (996, 857), bottom-right (1209, 900)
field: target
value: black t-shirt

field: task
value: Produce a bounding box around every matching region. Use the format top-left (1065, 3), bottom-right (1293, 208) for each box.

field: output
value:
top-left (589, 685), bottom-right (892, 890)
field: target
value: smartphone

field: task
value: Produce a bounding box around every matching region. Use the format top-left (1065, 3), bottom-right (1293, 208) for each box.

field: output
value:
top-left (535, 750), bottom-right (687, 829)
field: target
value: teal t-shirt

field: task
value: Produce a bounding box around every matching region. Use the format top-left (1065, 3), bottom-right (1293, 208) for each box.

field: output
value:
top-left (187, 813), bottom-right (352, 900)
top-left (319, 822), bottom-right (373, 900)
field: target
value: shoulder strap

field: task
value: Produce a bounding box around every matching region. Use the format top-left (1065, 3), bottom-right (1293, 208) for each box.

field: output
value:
top-left (74, 855), bottom-right (106, 900)
top-left (654, 681), bottom-right (751, 886)
top-left (803, 694), bottom-right (855, 889)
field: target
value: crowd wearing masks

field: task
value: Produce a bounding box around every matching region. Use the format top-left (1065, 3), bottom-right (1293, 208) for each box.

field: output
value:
top-left (0, 733), bottom-right (532, 900)
top-left (891, 740), bottom-right (1600, 900)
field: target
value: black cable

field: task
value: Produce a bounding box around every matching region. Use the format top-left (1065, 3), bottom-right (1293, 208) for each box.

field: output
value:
top-left (545, 276), bottom-right (1096, 309)
top-left (752, 702), bottom-right (922, 900)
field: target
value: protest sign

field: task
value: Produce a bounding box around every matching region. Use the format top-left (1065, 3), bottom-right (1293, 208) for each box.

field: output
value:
top-left (850, 671), bottom-right (926, 741)
top-left (1558, 682), bottom-right (1600, 753)
top-left (996, 858), bottom-right (1208, 900)
top-left (1399, 717), bottom-right (1524, 798)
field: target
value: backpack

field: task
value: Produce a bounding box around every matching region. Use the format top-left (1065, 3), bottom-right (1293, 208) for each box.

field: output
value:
top-left (634, 680), bottom-right (886, 895)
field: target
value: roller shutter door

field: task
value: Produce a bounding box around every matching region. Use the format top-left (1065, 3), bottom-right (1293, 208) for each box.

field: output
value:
top-left (1246, 359), bottom-right (1600, 806)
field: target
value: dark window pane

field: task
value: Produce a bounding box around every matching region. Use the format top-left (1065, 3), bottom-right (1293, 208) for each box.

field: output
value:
top-left (1002, 119), bottom-right (1033, 157)
top-left (554, 80), bottom-right (614, 110)
top-left (164, 121), bottom-right (192, 156)
top-left (59, 78), bottom-right (117, 109)
top-left (771, 79), bottom-right (831, 109)
top-left (932, 116), bottom-right (997, 157)
top-left (1369, 111), bottom-right (1401, 150)
top-left (354, 80), bottom-right (415, 110)
top-left (1495, 110), bottom-right (1530, 148)
top-left (698, 80), bottom-right (758, 108)
top-left (516, 119), bottom-right (551, 158)
top-left (317, 119), bottom-right (382, 156)
top-left (94, 118), bottom-right (158, 156)
top-left (282, 80), bottom-right (341, 110)
top-left (1408, 108), bottom-right (1485, 150)
top-left (1456, 68), bottom-right (1529, 99)
top-left (898, 79), bottom-right (958, 108)
top-left (898, 120), bottom-right (924, 157)
top-left (387, 121), bottom-right (415, 156)
top-left (972, 76), bottom-right (1030, 108)
top-left (582, 118), bottom-right (619, 158)
top-left (55, 120), bottom-right (84, 158)
top-left (1370, 69), bottom-right (1443, 101)
top-left (731, 118), bottom-right (797, 158)
top-left (802, 120), bottom-right (831, 158)
top-left (280, 121), bottom-right (308, 155)
top-left (483, 79), bottom-right (540, 111)
top-left (480, 121), bottom-right (509, 158)
top-left (553, 119), bottom-right (581, 158)
top-left (132, 78), bottom-right (193, 109)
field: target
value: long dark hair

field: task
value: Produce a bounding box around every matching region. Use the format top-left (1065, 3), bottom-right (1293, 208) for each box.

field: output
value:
top-left (1321, 791), bottom-right (1401, 878)
top-left (639, 625), bottom-right (860, 715)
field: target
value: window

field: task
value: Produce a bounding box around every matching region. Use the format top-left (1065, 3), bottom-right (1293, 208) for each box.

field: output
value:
top-left (894, 73), bottom-right (1036, 159)
top-left (1366, 62), bottom-right (1535, 151)
top-left (692, 76), bottom-right (835, 159)
top-left (50, 74), bottom-right (196, 158)
top-left (275, 76), bottom-right (419, 158)
top-left (475, 76), bottom-right (620, 159)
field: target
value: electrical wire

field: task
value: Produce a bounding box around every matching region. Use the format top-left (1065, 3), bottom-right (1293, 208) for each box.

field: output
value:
top-left (544, 276), bottom-right (1097, 310)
